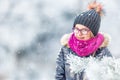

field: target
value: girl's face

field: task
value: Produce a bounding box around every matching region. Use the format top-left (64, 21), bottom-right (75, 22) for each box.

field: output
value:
top-left (73, 24), bottom-right (94, 40)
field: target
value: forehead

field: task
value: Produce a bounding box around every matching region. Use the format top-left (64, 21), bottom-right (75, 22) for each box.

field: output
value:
top-left (75, 24), bottom-right (89, 29)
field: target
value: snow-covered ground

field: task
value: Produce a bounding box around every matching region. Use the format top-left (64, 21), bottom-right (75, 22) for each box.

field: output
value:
top-left (0, 0), bottom-right (120, 80)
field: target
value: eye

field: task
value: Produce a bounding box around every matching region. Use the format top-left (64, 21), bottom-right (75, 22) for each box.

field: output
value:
top-left (81, 29), bottom-right (89, 34)
top-left (81, 29), bottom-right (88, 34)
top-left (74, 29), bottom-right (78, 33)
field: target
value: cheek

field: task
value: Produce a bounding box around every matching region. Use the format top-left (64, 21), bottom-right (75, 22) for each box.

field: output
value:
top-left (84, 33), bottom-right (93, 39)
top-left (74, 33), bottom-right (79, 37)
top-left (87, 34), bottom-right (91, 38)
top-left (83, 36), bottom-right (90, 40)
top-left (74, 33), bottom-right (81, 39)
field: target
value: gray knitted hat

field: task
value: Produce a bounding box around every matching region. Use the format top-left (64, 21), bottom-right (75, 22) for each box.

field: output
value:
top-left (73, 9), bottom-right (101, 36)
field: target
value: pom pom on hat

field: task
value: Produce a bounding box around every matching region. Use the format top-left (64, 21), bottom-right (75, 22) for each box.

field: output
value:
top-left (87, 1), bottom-right (104, 16)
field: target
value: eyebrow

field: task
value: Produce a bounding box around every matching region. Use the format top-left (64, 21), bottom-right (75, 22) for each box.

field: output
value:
top-left (75, 27), bottom-right (89, 30)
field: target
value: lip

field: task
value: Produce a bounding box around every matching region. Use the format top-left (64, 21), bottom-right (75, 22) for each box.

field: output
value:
top-left (79, 37), bottom-right (85, 39)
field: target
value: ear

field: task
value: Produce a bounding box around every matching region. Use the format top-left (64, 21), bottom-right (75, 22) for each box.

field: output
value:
top-left (90, 31), bottom-right (94, 37)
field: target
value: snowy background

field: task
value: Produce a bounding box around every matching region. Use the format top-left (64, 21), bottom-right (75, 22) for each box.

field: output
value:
top-left (0, 0), bottom-right (120, 80)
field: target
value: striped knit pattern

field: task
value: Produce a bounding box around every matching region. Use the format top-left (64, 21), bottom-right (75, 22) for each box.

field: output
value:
top-left (73, 9), bottom-right (101, 36)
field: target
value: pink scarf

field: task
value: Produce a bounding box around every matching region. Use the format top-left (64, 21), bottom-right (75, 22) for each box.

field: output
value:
top-left (68, 33), bottom-right (104, 57)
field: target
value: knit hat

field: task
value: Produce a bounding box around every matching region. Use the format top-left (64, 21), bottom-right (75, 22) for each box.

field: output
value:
top-left (73, 1), bottom-right (103, 36)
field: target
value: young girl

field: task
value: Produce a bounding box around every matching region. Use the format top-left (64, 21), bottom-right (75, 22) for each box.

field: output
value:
top-left (55, 1), bottom-right (112, 80)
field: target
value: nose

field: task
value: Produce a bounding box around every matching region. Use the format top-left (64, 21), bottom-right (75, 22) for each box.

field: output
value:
top-left (78, 32), bottom-right (82, 36)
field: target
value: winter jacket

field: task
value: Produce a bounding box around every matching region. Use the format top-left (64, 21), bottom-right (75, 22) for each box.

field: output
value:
top-left (55, 33), bottom-right (112, 80)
